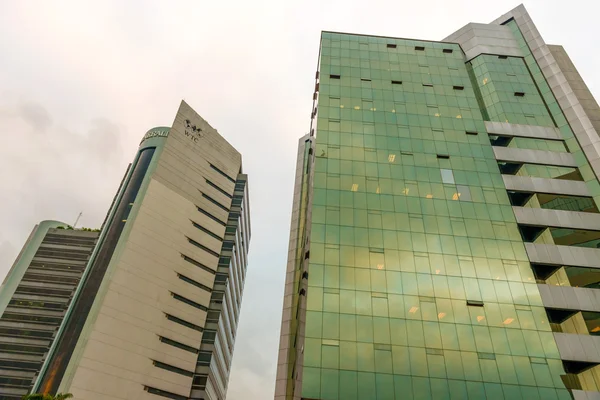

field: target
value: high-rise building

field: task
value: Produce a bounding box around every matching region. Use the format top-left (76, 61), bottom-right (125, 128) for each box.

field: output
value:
top-left (31, 100), bottom-right (251, 400)
top-left (276, 5), bottom-right (600, 400)
top-left (0, 221), bottom-right (99, 399)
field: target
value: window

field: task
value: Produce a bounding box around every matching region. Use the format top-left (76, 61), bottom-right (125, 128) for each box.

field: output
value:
top-left (152, 360), bottom-right (194, 377)
top-left (423, 83), bottom-right (433, 87)
top-left (453, 85), bottom-right (464, 90)
top-left (202, 330), bottom-right (217, 344)
top-left (443, 48), bottom-right (453, 54)
top-left (187, 237), bottom-right (220, 258)
top-left (205, 179), bottom-right (232, 199)
top-left (197, 351), bottom-right (212, 366)
top-left (498, 55), bottom-right (508, 59)
top-left (514, 91), bottom-right (525, 97)
top-left (440, 169), bottom-right (455, 184)
top-left (181, 254), bottom-right (216, 274)
top-left (467, 300), bottom-right (484, 307)
top-left (159, 336), bottom-right (198, 353)
top-left (165, 313), bottom-right (203, 332)
top-left (415, 46), bottom-right (425, 51)
top-left (330, 74), bottom-right (341, 79)
top-left (144, 386), bottom-right (187, 400)
top-left (437, 154), bottom-right (450, 159)
top-left (361, 78), bottom-right (371, 82)
top-left (456, 185), bottom-right (472, 201)
top-left (209, 163), bottom-right (236, 183)
top-left (201, 193), bottom-right (229, 212)
top-left (171, 292), bottom-right (208, 311)
top-left (197, 206), bottom-right (226, 226)
top-left (391, 80), bottom-right (402, 85)
top-left (465, 131), bottom-right (478, 136)
top-left (191, 220), bottom-right (222, 241)
top-left (387, 43), bottom-right (397, 48)
top-left (177, 273), bottom-right (212, 292)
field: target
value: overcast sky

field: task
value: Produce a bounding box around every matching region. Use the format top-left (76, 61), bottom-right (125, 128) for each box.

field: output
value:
top-left (1, 1), bottom-right (599, 399)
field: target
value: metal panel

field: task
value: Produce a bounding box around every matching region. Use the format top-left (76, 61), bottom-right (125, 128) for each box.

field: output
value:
top-left (525, 243), bottom-right (600, 268)
top-left (443, 23), bottom-right (523, 61)
top-left (485, 121), bottom-right (563, 140)
top-left (493, 146), bottom-right (577, 167)
top-left (502, 175), bottom-right (590, 197)
top-left (554, 332), bottom-right (600, 363)
top-left (540, 285), bottom-right (600, 313)
top-left (513, 206), bottom-right (600, 230)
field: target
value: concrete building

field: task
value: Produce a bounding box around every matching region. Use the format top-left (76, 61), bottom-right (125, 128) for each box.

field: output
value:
top-left (33, 100), bottom-right (251, 400)
top-left (0, 221), bottom-right (99, 399)
top-left (276, 5), bottom-right (600, 400)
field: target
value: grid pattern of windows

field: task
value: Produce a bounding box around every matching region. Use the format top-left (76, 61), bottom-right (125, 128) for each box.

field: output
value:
top-left (300, 32), bottom-right (570, 400)
top-left (469, 55), bottom-right (554, 127)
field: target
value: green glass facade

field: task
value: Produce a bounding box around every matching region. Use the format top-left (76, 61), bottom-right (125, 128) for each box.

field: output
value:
top-left (296, 33), bottom-right (571, 400)
top-left (275, 7), bottom-right (600, 400)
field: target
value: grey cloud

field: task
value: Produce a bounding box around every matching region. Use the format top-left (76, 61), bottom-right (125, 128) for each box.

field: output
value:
top-left (19, 102), bottom-right (53, 132)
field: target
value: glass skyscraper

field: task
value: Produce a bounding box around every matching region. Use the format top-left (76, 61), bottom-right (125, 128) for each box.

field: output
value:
top-left (276, 5), bottom-right (600, 400)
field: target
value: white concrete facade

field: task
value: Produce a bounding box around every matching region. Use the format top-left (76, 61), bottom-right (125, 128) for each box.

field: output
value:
top-left (51, 101), bottom-right (250, 400)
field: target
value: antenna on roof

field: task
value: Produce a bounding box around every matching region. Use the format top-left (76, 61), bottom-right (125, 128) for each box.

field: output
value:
top-left (73, 212), bottom-right (83, 229)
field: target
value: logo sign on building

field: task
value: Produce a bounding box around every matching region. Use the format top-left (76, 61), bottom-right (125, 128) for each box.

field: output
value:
top-left (140, 127), bottom-right (170, 145)
top-left (184, 119), bottom-right (204, 143)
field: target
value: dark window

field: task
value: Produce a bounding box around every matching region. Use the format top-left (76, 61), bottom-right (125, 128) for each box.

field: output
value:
top-left (144, 386), bottom-right (187, 400)
top-left (391, 80), bottom-right (402, 85)
top-left (202, 330), bottom-right (217, 344)
top-left (187, 237), bottom-right (220, 258)
top-left (330, 74), bottom-right (340, 79)
top-left (387, 44), bottom-right (397, 48)
top-left (209, 163), bottom-right (236, 183)
top-left (193, 375), bottom-right (208, 388)
top-left (181, 254), bottom-right (216, 275)
top-left (197, 206), bottom-right (227, 226)
top-left (437, 154), bottom-right (450, 159)
top-left (205, 179), bottom-right (232, 199)
top-left (202, 193), bottom-right (229, 212)
top-left (514, 92), bottom-right (525, 97)
top-left (171, 292), bottom-right (208, 311)
top-left (467, 300), bottom-right (484, 307)
top-left (443, 48), bottom-right (453, 54)
top-left (423, 84), bottom-right (433, 87)
top-left (191, 221), bottom-right (222, 241)
top-left (498, 55), bottom-right (508, 59)
top-left (177, 273), bottom-right (212, 293)
top-left (197, 350), bottom-right (212, 366)
top-left (415, 46), bottom-right (425, 51)
top-left (165, 313), bottom-right (203, 332)
top-left (159, 336), bottom-right (198, 353)
top-left (465, 131), bottom-right (478, 136)
top-left (453, 85), bottom-right (464, 90)
top-left (152, 360), bottom-right (194, 377)
top-left (206, 311), bottom-right (221, 323)
top-left (361, 78), bottom-right (371, 82)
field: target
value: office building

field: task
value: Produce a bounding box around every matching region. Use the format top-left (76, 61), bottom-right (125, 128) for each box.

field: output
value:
top-left (276, 5), bottom-right (600, 400)
top-left (32, 100), bottom-right (251, 400)
top-left (0, 221), bottom-right (99, 399)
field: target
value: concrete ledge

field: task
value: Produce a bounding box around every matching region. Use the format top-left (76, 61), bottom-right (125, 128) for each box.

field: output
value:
top-left (525, 243), bottom-right (600, 268)
top-left (493, 146), bottom-right (576, 168)
top-left (513, 207), bottom-right (600, 230)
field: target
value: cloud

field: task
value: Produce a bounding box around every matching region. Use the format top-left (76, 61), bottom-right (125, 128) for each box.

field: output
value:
top-left (19, 102), bottom-right (53, 132)
top-left (0, 98), bottom-right (129, 269)
top-left (1, 2), bottom-right (600, 400)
